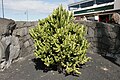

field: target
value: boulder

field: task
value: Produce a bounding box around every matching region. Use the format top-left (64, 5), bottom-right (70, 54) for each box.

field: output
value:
top-left (0, 18), bottom-right (20, 71)
top-left (0, 36), bottom-right (20, 71)
top-left (0, 18), bottom-right (16, 36)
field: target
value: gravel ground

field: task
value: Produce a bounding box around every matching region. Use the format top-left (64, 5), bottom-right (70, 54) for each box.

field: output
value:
top-left (0, 53), bottom-right (120, 80)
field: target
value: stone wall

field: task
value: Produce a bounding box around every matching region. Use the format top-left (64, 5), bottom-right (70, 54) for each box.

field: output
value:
top-left (0, 18), bottom-right (37, 70)
top-left (17, 21), bottom-right (120, 54)
top-left (17, 20), bottom-right (120, 64)
top-left (75, 21), bottom-right (120, 64)
top-left (13, 21), bottom-right (37, 57)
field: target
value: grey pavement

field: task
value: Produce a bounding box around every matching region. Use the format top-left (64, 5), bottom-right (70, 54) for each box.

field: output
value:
top-left (0, 53), bottom-right (120, 80)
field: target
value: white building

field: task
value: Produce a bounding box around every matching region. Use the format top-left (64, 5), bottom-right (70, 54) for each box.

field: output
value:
top-left (68, 0), bottom-right (120, 23)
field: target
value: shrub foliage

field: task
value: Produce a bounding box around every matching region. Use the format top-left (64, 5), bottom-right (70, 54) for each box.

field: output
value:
top-left (29, 5), bottom-right (90, 74)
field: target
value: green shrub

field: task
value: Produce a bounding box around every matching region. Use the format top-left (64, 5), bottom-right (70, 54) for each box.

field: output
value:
top-left (29, 5), bottom-right (90, 74)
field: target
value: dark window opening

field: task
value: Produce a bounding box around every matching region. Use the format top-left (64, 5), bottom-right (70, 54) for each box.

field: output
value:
top-left (80, 1), bottom-right (94, 8)
top-left (96, 0), bottom-right (114, 5)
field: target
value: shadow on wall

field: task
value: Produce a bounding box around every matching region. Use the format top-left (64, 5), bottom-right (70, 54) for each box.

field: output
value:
top-left (75, 20), bottom-right (120, 67)
top-left (96, 22), bottom-right (120, 67)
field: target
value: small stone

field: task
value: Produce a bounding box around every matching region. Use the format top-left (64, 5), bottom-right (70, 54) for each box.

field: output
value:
top-left (17, 28), bottom-right (28, 37)
top-left (26, 35), bottom-right (31, 40)
top-left (109, 32), bottom-right (117, 39)
top-left (24, 41), bottom-right (30, 48)
top-left (27, 47), bottom-right (32, 53)
top-left (20, 65), bottom-right (22, 67)
top-left (53, 73), bottom-right (55, 75)
top-left (29, 39), bottom-right (34, 45)
top-left (96, 66), bottom-right (98, 68)
top-left (86, 65), bottom-right (89, 67)
top-left (11, 35), bottom-right (19, 45)
top-left (88, 27), bottom-right (94, 37)
top-left (101, 67), bottom-right (108, 71)
top-left (27, 75), bottom-right (30, 77)
top-left (16, 29), bottom-right (23, 36)
top-left (23, 27), bottom-right (28, 36)
top-left (1, 36), bottom-right (12, 45)
top-left (0, 61), bottom-right (6, 70)
top-left (16, 21), bottom-right (26, 28)
top-left (12, 29), bottom-right (18, 36)
top-left (16, 68), bottom-right (19, 71)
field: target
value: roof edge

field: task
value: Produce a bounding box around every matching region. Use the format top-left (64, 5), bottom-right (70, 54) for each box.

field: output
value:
top-left (68, 0), bottom-right (94, 6)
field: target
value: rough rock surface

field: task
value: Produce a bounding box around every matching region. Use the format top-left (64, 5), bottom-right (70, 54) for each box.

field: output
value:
top-left (0, 18), bottom-right (37, 71)
top-left (75, 21), bottom-right (120, 65)
top-left (0, 18), bottom-right (16, 36)
top-left (0, 18), bottom-right (20, 71)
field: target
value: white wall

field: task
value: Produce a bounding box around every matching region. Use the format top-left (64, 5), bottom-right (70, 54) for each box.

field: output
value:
top-left (114, 0), bottom-right (120, 9)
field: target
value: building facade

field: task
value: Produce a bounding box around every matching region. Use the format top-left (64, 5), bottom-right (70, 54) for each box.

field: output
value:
top-left (68, 0), bottom-right (120, 23)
